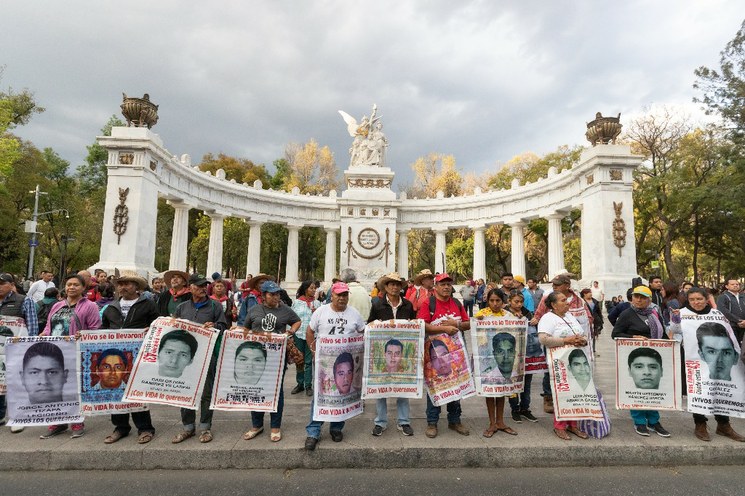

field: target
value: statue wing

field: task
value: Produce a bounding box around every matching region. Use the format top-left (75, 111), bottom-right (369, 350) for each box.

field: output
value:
top-left (338, 110), bottom-right (358, 137)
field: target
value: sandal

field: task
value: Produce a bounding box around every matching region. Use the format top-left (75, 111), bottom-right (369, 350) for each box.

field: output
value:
top-left (171, 430), bottom-right (195, 444)
top-left (567, 426), bottom-right (588, 439)
top-left (199, 430), bottom-right (213, 443)
top-left (496, 426), bottom-right (518, 436)
top-left (243, 427), bottom-right (264, 440)
top-left (137, 432), bottom-right (154, 444)
top-left (483, 426), bottom-right (497, 438)
top-left (270, 429), bottom-right (282, 442)
top-left (104, 431), bottom-right (128, 444)
top-left (554, 428), bottom-right (571, 441)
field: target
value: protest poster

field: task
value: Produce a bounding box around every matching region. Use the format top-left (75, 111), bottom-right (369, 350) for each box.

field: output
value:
top-left (78, 329), bottom-right (149, 415)
top-left (548, 344), bottom-right (603, 421)
top-left (210, 330), bottom-right (287, 412)
top-left (424, 332), bottom-right (476, 406)
top-left (362, 320), bottom-right (425, 399)
top-left (5, 336), bottom-right (83, 426)
top-left (312, 332), bottom-right (365, 422)
top-left (679, 309), bottom-right (745, 418)
top-left (0, 316), bottom-right (29, 394)
top-left (123, 317), bottom-right (218, 409)
top-left (525, 324), bottom-right (548, 374)
top-left (471, 317), bottom-right (527, 397)
top-left (615, 338), bottom-right (682, 411)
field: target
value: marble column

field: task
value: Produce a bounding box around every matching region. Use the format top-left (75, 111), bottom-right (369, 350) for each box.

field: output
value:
top-left (434, 229), bottom-right (447, 274)
top-left (509, 221), bottom-right (527, 278)
top-left (323, 227), bottom-right (338, 282)
top-left (397, 229), bottom-right (409, 280)
top-left (168, 202), bottom-right (191, 271)
top-left (285, 224), bottom-right (301, 283)
top-left (546, 214), bottom-right (566, 278)
top-left (472, 226), bottom-right (486, 281)
top-left (206, 212), bottom-right (225, 278)
top-left (245, 220), bottom-right (262, 278)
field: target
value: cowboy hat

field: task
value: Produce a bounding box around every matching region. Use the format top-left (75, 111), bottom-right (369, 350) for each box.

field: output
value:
top-left (163, 269), bottom-right (189, 288)
top-left (413, 269), bottom-right (435, 286)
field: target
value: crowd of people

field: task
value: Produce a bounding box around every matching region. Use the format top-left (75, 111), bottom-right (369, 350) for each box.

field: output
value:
top-left (1, 265), bottom-right (744, 449)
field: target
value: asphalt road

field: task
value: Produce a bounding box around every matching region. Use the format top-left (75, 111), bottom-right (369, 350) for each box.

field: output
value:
top-left (4, 466), bottom-right (743, 496)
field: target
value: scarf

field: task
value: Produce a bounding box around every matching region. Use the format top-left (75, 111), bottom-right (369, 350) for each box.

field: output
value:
top-left (169, 286), bottom-right (190, 300)
top-left (633, 305), bottom-right (664, 339)
top-left (684, 303), bottom-right (712, 315)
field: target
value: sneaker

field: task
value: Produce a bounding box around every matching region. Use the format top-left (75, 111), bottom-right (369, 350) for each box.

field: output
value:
top-left (372, 425), bottom-right (384, 436)
top-left (71, 425), bottom-right (85, 439)
top-left (40, 425), bottom-right (68, 439)
top-left (398, 424), bottom-right (414, 436)
top-left (634, 424), bottom-right (650, 437)
top-left (648, 423), bottom-right (670, 438)
top-left (511, 411), bottom-right (523, 423)
top-left (425, 423), bottom-right (438, 438)
top-left (330, 430), bottom-right (344, 442)
top-left (447, 423), bottom-right (470, 436)
top-left (304, 436), bottom-right (319, 451)
top-left (10, 425), bottom-right (24, 433)
top-left (520, 410), bottom-right (539, 423)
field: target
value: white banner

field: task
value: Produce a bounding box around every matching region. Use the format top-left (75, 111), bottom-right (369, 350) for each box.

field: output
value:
top-left (362, 320), bottom-right (425, 399)
top-left (471, 318), bottom-right (527, 397)
top-left (78, 330), bottom-right (149, 415)
top-left (124, 317), bottom-right (218, 409)
top-left (6, 336), bottom-right (83, 426)
top-left (0, 316), bottom-right (29, 394)
top-left (211, 330), bottom-right (287, 411)
top-left (424, 332), bottom-right (476, 406)
top-left (680, 309), bottom-right (745, 417)
top-left (615, 338), bottom-right (682, 411)
top-left (548, 345), bottom-right (603, 421)
top-left (312, 332), bottom-right (365, 422)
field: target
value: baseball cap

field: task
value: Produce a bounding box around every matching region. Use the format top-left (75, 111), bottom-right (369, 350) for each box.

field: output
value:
top-left (550, 274), bottom-right (571, 286)
top-left (188, 274), bottom-right (209, 286)
top-left (514, 275), bottom-right (526, 284)
top-left (632, 286), bottom-right (652, 298)
top-left (0, 273), bottom-right (15, 284)
top-left (260, 280), bottom-right (281, 293)
top-left (331, 282), bottom-right (350, 294)
top-left (434, 273), bottom-right (453, 284)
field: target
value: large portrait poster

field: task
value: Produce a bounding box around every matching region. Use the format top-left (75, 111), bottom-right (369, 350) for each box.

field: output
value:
top-left (615, 338), bottom-right (682, 411)
top-left (424, 332), bottom-right (475, 406)
top-left (5, 336), bottom-right (83, 426)
top-left (525, 324), bottom-right (548, 374)
top-left (123, 317), bottom-right (218, 409)
top-left (680, 309), bottom-right (745, 417)
top-left (362, 320), bottom-right (425, 399)
top-left (0, 316), bottom-right (29, 394)
top-left (211, 330), bottom-right (287, 412)
top-left (548, 345), bottom-right (603, 421)
top-left (78, 330), bottom-right (149, 415)
top-left (313, 333), bottom-right (365, 422)
top-left (471, 318), bottom-right (526, 397)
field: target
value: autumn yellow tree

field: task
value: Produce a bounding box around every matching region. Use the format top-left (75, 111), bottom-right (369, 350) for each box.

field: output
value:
top-left (285, 139), bottom-right (339, 194)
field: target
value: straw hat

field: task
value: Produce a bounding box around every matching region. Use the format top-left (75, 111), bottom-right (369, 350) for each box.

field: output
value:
top-left (413, 269), bottom-right (434, 286)
top-left (163, 269), bottom-right (189, 288)
top-left (115, 270), bottom-right (148, 291)
top-left (380, 272), bottom-right (404, 286)
top-left (246, 273), bottom-right (271, 291)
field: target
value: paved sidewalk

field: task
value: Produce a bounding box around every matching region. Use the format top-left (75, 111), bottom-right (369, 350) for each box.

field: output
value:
top-left (2, 323), bottom-right (745, 470)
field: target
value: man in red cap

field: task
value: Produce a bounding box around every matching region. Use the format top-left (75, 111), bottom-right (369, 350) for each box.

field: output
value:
top-left (416, 273), bottom-right (470, 438)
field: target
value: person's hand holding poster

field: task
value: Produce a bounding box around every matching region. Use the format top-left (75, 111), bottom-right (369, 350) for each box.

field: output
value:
top-left (0, 316), bottom-right (29, 394)
top-left (313, 333), bottom-right (365, 422)
top-left (615, 338), bottom-right (682, 411)
top-left (472, 317), bottom-right (526, 396)
top-left (362, 320), bottom-right (425, 399)
top-left (424, 332), bottom-right (475, 406)
top-left (548, 345), bottom-right (603, 421)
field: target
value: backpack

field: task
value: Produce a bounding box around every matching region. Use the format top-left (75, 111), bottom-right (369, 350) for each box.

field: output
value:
top-left (428, 295), bottom-right (464, 320)
top-left (36, 300), bottom-right (55, 334)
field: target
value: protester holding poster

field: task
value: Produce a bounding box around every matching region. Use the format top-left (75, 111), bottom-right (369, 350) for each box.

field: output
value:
top-left (611, 286), bottom-right (672, 438)
top-left (505, 289), bottom-right (542, 423)
top-left (417, 272), bottom-right (472, 439)
top-left (615, 339), bottom-right (681, 416)
top-left (99, 273), bottom-right (159, 444)
top-left (170, 274), bottom-right (227, 444)
top-left (304, 282), bottom-right (365, 451)
top-left (366, 272), bottom-right (418, 437)
top-left (0, 314), bottom-right (29, 432)
top-left (240, 280), bottom-right (300, 443)
top-left (537, 291), bottom-right (591, 441)
top-left (6, 337), bottom-right (83, 433)
top-left (670, 287), bottom-right (745, 442)
top-left (474, 288), bottom-right (519, 437)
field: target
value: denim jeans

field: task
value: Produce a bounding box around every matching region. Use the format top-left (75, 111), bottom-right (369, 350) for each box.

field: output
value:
top-left (630, 409), bottom-right (659, 426)
top-left (542, 372), bottom-right (551, 397)
top-left (463, 300), bottom-right (474, 317)
top-left (375, 397), bottom-right (411, 428)
top-left (509, 374), bottom-right (533, 412)
top-left (306, 398), bottom-right (345, 439)
top-left (252, 369), bottom-right (286, 429)
top-left (294, 337), bottom-right (313, 388)
top-left (181, 352), bottom-right (217, 431)
top-left (425, 395), bottom-right (461, 424)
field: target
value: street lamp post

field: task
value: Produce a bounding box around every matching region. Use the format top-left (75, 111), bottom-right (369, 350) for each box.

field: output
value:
top-left (26, 184), bottom-right (69, 280)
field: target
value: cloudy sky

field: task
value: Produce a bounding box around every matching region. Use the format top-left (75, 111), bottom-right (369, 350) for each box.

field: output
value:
top-left (2, 1), bottom-right (742, 188)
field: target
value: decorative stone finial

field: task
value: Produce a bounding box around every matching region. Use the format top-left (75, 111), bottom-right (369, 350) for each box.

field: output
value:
top-left (586, 112), bottom-right (622, 146)
top-left (121, 93), bottom-right (159, 129)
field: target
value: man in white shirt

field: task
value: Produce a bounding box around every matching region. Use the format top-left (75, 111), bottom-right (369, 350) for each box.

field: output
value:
top-left (26, 271), bottom-right (56, 303)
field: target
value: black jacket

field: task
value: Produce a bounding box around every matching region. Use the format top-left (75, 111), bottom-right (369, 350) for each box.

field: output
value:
top-left (611, 307), bottom-right (666, 340)
top-left (368, 294), bottom-right (416, 322)
top-left (101, 295), bottom-right (160, 329)
top-left (156, 289), bottom-right (192, 317)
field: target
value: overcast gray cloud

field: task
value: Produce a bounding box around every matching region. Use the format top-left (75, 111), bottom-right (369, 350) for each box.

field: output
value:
top-left (1, 1), bottom-right (741, 187)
